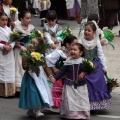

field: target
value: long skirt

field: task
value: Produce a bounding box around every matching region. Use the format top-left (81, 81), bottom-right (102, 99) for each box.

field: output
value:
top-left (0, 83), bottom-right (15, 97)
top-left (86, 60), bottom-right (112, 110)
top-left (67, 0), bottom-right (80, 18)
top-left (14, 48), bottom-right (24, 92)
top-left (60, 84), bottom-right (90, 119)
top-left (19, 72), bottom-right (45, 109)
top-left (0, 49), bottom-right (15, 97)
top-left (19, 66), bottom-right (53, 109)
top-left (52, 79), bottom-right (63, 108)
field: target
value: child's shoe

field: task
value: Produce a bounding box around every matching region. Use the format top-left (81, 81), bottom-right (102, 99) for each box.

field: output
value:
top-left (27, 109), bottom-right (35, 117)
top-left (35, 109), bottom-right (44, 118)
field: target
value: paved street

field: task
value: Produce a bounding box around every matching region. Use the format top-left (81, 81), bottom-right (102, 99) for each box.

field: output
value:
top-left (0, 16), bottom-right (120, 120)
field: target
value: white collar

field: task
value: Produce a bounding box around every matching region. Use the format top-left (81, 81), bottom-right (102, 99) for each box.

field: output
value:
top-left (64, 57), bottom-right (84, 65)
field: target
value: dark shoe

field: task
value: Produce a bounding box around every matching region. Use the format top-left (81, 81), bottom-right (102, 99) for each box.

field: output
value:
top-left (41, 20), bottom-right (44, 27)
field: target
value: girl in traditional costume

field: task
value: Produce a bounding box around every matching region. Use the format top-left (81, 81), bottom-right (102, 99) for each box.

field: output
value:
top-left (43, 10), bottom-right (62, 55)
top-left (0, 12), bottom-right (15, 97)
top-left (46, 36), bottom-right (78, 112)
top-left (50, 43), bottom-right (90, 119)
top-left (14, 10), bottom-right (35, 92)
top-left (0, 0), bottom-right (19, 29)
top-left (79, 21), bottom-right (111, 112)
top-left (19, 37), bottom-right (54, 118)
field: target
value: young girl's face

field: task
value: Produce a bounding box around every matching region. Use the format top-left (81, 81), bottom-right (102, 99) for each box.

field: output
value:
top-left (0, 15), bottom-right (8, 27)
top-left (46, 19), bottom-right (57, 27)
top-left (66, 39), bottom-right (78, 50)
top-left (70, 45), bottom-right (83, 59)
top-left (84, 25), bottom-right (95, 41)
top-left (21, 13), bottom-right (31, 26)
top-left (31, 38), bottom-right (39, 46)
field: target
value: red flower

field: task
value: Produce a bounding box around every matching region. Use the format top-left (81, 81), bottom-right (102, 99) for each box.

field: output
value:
top-left (113, 81), bottom-right (117, 85)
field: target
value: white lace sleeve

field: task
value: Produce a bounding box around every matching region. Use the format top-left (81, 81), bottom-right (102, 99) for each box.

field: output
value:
top-left (46, 49), bottom-right (67, 67)
top-left (44, 32), bottom-right (54, 44)
top-left (97, 43), bottom-right (107, 71)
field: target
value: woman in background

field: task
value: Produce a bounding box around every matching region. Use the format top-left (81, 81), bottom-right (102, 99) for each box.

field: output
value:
top-left (99, 0), bottom-right (118, 29)
top-left (65, 0), bottom-right (81, 21)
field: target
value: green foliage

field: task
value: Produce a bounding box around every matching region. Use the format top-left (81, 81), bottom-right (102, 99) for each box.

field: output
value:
top-left (81, 59), bottom-right (97, 74)
top-left (9, 31), bottom-right (23, 43)
top-left (34, 42), bottom-right (50, 54)
top-left (103, 29), bottom-right (115, 42)
top-left (55, 25), bottom-right (73, 39)
top-left (75, 59), bottom-right (97, 84)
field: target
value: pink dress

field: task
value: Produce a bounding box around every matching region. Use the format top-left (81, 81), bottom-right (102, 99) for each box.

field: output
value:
top-left (52, 79), bottom-right (63, 108)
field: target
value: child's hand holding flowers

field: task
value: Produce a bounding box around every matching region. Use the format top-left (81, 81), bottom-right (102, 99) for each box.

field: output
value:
top-left (3, 45), bottom-right (12, 54)
top-left (81, 59), bottom-right (97, 74)
top-left (78, 72), bottom-right (85, 80)
top-left (75, 59), bottom-right (97, 84)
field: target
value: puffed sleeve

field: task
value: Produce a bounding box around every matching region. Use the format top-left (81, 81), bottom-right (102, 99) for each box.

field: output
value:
top-left (97, 43), bottom-right (107, 71)
top-left (45, 50), bottom-right (61, 67)
top-left (43, 23), bottom-right (54, 44)
top-left (46, 49), bottom-right (67, 67)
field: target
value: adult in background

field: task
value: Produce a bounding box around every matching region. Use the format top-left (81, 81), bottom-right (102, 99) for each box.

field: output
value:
top-left (12, 0), bottom-right (32, 12)
top-left (39, 0), bottom-right (51, 27)
top-left (99, 0), bottom-right (118, 29)
top-left (80, 0), bottom-right (99, 20)
top-left (65, 0), bottom-right (81, 21)
top-left (50, 0), bottom-right (67, 19)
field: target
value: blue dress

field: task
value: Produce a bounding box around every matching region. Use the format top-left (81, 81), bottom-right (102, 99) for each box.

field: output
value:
top-left (19, 72), bottom-right (50, 109)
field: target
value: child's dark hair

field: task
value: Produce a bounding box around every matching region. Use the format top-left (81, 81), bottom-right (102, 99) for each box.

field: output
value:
top-left (62, 35), bottom-right (77, 47)
top-left (46, 10), bottom-right (57, 21)
top-left (85, 21), bottom-right (97, 32)
top-left (18, 10), bottom-right (31, 21)
top-left (35, 37), bottom-right (44, 44)
top-left (72, 43), bottom-right (85, 57)
top-left (0, 12), bottom-right (8, 18)
top-left (87, 14), bottom-right (100, 23)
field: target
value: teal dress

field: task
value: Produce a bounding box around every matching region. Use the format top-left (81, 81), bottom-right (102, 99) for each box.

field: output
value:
top-left (19, 72), bottom-right (49, 109)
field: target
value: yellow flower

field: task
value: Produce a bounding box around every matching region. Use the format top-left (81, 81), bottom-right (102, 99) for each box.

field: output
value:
top-left (10, 30), bottom-right (17, 35)
top-left (36, 30), bottom-right (43, 38)
top-left (88, 61), bottom-right (94, 67)
top-left (31, 52), bottom-right (42, 61)
top-left (10, 7), bottom-right (17, 12)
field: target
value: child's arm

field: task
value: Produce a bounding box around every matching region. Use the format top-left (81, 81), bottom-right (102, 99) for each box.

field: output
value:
top-left (100, 38), bottom-right (108, 46)
top-left (97, 43), bottom-right (107, 72)
top-left (49, 65), bottom-right (67, 83)
top-left (99, 29), bottom-right (108, 46)
top-left (15, 42), bottom-right (27, 51)
top-left (44, 32), bottom-right (56, 49)
top-left (43, 63), bottom-right (56, 83)
top-left (43, 62), bottom-right (53, 77)
top-left (54, 65), bottom-right (67, 80)
top-left (22, 56), bottom-right (29, 71)
top-left (51, 66), bottom-right (59, 74)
